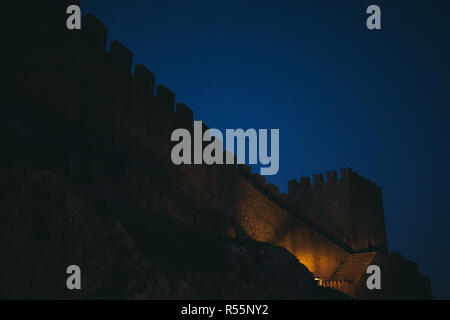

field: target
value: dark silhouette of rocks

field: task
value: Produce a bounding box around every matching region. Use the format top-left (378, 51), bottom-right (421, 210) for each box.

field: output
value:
top-left (0, 167), bottom-right (346, 299)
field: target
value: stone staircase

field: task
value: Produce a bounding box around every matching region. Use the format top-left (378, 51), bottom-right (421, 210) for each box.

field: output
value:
top-left (321, 251), bottom-right (379, 297)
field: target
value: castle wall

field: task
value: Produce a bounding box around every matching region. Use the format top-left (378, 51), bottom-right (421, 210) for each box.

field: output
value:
top-left (10, 10), bottom-right (385, 282)
top-left (348, 172), bottom-right (387, 252)
top-left (153, 159), bottom-right (351, 279)
top-left (288, 171), bottom-right (355, 248)
top-left (288, 169), bottom-right (387, 253)
top-left (230, 170), bottom-right (350, 279)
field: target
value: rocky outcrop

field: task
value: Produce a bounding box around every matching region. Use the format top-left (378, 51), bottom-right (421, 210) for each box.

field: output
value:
top-left (0, 166), bottom-right (346, 299)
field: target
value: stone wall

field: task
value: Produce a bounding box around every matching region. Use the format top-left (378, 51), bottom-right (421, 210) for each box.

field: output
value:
top-left (288, 169), bottom-right (387, 253)
top-left (6, 4), bottom-right (381, 283)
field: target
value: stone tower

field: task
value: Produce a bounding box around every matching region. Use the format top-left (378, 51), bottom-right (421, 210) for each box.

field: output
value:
top-left (288, 168), bottom-right (387, 253)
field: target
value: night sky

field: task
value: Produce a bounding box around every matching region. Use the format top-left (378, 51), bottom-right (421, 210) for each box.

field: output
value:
top-left (81, 0), bottom-right (450, 298)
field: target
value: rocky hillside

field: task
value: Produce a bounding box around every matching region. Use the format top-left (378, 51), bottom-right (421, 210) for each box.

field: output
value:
top-left (0, 166), bottom-right (346, 299)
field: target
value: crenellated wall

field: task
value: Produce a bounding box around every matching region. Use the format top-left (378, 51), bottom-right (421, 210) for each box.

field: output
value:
top-left (8, 7), bottom-right (387, 283)
top-left (230, 166), bottom-right (350, 279)
top-left (288, 169), bottom-right (387, 253)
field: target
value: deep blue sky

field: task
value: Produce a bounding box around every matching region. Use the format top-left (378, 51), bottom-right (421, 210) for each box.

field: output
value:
top-left (81, 0), bottom-right (450, 298)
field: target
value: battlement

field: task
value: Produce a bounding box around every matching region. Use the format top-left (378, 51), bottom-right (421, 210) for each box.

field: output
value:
top-left (237, 165), bottom-right (287, 200)
top-left (175, 103), bottom-right (194, 129)
top-left (77, 13), bottom-right (180, 122)
top-left (156, 85), bottom-right (176, 114)
top-left (134, 65), bottom-right (155, 99)
top-left (288, 168), bottom-right (380, 195)
top-left (109, 41), bottom-right (133, 74)
top-left (82, 14), bottom-right (108, 51)
top-left (286, 169), bottom-right (386, 253)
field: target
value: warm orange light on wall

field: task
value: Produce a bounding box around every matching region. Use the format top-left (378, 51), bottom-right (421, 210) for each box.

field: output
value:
top-left (295, 254), bottom-right (316, 275)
